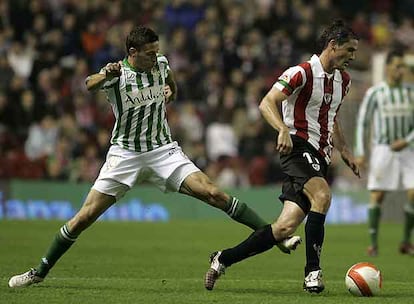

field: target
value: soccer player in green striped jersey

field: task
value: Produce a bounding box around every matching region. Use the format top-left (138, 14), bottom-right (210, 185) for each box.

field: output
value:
top-left (355, 49), bottom-right (414, 256)
top-left (9, 26), bottom-right (290, 288)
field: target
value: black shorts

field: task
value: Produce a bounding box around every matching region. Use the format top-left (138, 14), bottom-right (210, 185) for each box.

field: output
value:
top-left (278, 135), bottom-right (329, 213)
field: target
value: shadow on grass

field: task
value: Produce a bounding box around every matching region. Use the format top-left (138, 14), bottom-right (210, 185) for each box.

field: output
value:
top-left (218, 287), bottom-right (413, 301)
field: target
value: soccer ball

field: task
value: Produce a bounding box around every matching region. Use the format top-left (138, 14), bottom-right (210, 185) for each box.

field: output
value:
top-left (345, 262), bottom-right (382, 296)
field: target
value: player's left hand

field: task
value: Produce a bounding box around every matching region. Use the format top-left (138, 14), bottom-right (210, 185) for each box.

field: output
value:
top-left (390, 139), bottom-right (408, 152)
top-left (164, 85), bottom-right (172, 103)
top-left (341, 149), bottom-right (360, 178)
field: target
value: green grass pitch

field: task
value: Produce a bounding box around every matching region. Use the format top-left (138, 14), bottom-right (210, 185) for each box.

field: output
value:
top-left (0, 220), bottom-right (412, 303)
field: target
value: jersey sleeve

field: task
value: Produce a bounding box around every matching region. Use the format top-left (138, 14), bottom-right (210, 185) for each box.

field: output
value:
top-left (99, 65), bottom-right (120, 89)
top-left (403, 85), bottom-right (414, 144)
top-left (354, 86), bottom-right (377, 157)
top-left (157, 54), bottom-right (170, 79)
top-left (273, 66), bottom-right (306, 96)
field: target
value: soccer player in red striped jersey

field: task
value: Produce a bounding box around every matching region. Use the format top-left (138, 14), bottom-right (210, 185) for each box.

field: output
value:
top-left (204, 20), bottom-right (360, 293)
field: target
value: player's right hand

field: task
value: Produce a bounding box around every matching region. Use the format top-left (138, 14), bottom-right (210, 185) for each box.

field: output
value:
top-left (276, 128), bottom-right (293, 155)
top-left (104, 62), bottom-right (122, 78)
top-left (355, 156), bottom-right (365, 169)
top-left (390, 139), bottom-right (408, 152)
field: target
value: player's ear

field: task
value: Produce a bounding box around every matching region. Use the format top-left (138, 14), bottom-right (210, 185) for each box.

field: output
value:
top-left (128, 47), bottom-right (137, 56)
top-left (328, 39), bottom-right (337, 51)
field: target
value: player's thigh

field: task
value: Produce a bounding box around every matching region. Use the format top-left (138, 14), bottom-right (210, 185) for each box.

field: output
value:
top-left (179, 171), bottom-right (226, 199)
top-left (303, 177), bottom-right (331, 212)
top-left (367, 145), bottom-right (399, 190)
top-left (179, 171), bottom-right (210, 193)
top-left (280, 141), bottom-right (329, 212)
top-left (279, 178), bottom-right (311, 214)
top-left (79, 189), bottom-right (116, 217)
top-left (148, 142), bottom-right (200, 192)
top-left (279, 136), bottom-right (327, 180)
top-left (95, 145), bottom-right (142, 197)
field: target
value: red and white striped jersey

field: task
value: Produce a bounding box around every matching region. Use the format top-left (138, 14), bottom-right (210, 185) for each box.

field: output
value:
top-left (273, 54), bottom-right (351, 164)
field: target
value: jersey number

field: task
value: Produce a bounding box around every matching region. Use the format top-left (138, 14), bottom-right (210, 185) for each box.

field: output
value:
top-left (303, 152), bottom-right (321, 171)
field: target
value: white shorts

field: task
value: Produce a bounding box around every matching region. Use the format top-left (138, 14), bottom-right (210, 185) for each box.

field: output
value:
top-left (367, 144), bottom-right (414, 190)
top-left (92, 142), bottom-right (200, 200)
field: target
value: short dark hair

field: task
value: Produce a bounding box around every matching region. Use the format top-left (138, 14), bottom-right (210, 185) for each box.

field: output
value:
top-left (318, 20), bottom-right (359, 51)
top-left (385, 49), bottom-right (404, 64)
top-left (126, 26), bottom-right (159, 53)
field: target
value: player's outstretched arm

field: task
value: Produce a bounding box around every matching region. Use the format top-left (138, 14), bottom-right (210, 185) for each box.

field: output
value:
top-left (85, 62), bottom-right (122, 91)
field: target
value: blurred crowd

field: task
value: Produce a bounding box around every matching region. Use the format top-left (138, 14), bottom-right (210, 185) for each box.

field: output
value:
top-left (0, 0), bottom-right (413, 187)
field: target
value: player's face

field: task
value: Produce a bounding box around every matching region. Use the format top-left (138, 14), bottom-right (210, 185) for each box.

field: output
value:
top-left (332, 39), bottom-right (358, 71)
top-left (387, 56), bottom-right (406, 83)
top-left (130, 41), bottom-right (159, 72)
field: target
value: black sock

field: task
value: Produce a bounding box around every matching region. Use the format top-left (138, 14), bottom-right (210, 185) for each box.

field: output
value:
top-left (305, 211), bottom-right (326, 275)
top-left (219, 224), bottom-right (277, 267)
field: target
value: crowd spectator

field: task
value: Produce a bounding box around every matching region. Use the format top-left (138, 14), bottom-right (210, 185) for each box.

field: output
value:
top-left (0, 0), bottom-right (411, 187)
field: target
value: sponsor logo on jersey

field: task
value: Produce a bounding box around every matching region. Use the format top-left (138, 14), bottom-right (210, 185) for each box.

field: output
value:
top-left (126, 86), bottom-right (164, 105)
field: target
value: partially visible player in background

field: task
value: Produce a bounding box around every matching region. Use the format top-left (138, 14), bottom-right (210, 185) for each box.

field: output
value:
top-left (8, 26), bottom-right (300, 288)
top-left (355, 49), bottom-right (414, 257)
top-left (204, 20), bottom-right (360, 293)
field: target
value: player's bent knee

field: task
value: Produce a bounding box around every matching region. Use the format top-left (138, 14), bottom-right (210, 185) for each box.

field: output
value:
top-left (407, 190), bottom-right (414, 202)
top-left (205, 185), bottom-right (227, 209)
top-left (273, 222), bottom-right (296, 239)
top-left (313, 190), bottom-right (331, 206)
top-left (320, 190), bottom-right (332, 203)
top-left (311, 193), bottom-right (331, 213)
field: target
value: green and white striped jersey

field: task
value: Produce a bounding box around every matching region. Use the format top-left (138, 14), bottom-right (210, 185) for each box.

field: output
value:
top-left (355, 81), bottom-right (414, 156)
top-left (100, 55), bottom-right (173, 152)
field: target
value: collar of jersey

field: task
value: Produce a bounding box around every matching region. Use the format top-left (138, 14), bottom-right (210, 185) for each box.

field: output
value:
top-left (310, 54), bottom-right (341, 82)
top-left (123, 58), bottom-right (146, 73)
top-left (386, 81), bottom-right (403, 88)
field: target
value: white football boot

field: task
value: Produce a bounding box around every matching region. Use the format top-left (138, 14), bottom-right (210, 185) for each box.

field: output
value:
top-left (204, 251), bottom-right (226, 290)
top-left (276, 236), bottom-right (302, 254)
top-left (303, 269), bottom-right (325, 293)
top-left (8, 269), bottom-right (44, 288)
